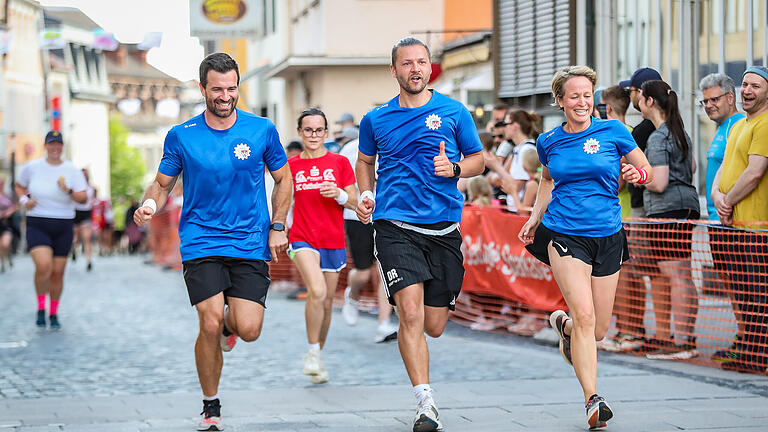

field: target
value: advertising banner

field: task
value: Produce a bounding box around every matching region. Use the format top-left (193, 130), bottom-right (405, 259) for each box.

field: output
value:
top-left (460, 206), bottom-right (567, 311)
top-left (190, 0), bottom-right (263, 39)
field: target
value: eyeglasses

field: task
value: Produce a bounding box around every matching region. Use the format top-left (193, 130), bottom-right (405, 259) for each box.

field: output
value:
top-left (698, 93), bottom-right (727, 107)
top-left (300, 127), bottom-right (326, 137)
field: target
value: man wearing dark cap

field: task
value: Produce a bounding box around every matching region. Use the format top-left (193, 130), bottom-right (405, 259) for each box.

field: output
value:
top-left (620, 67), bottom-right (662, 217)
top-left (711, 65), bottom-right (768, 373)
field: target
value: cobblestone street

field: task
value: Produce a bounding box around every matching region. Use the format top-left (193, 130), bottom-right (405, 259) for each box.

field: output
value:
top-left (1, 255), bottom-right (767, 431)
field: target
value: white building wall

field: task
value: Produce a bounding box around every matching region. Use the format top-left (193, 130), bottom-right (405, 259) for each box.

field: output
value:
top-left (69, 100), bottom-right (110, 199)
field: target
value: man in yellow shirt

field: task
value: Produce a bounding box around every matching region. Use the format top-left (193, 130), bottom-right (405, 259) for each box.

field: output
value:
top-left (711, 65), bottom-right (768, 373)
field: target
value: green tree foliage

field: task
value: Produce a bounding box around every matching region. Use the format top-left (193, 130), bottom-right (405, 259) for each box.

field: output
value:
top-left (109, 115), bottom-right (146, 200)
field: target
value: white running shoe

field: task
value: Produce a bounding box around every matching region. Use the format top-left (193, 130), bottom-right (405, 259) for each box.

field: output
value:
top-left (197, 399), bottom-right (223, 431)
top-left (311, 366), bottom-right (330, 384)
top-left (302, 348), bottom-right (322, 375)
top-left (342, 286), bottom-right (360, 325)
top-left (374, 319), bottom-right (398, 343)
top-left (413, 399), bottom-right (443, 431)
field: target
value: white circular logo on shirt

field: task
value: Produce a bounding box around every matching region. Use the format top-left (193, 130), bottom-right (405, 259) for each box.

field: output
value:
top-left (425, 113), bottom-right (442, 130)
top-left (583, 138), bottom-right (600, 154)
top-left (234, 143), bottom-right (251, 160)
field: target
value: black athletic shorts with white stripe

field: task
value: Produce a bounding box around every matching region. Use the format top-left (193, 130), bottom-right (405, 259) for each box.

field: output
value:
top-left (372, 219), bottom-right (464, 310)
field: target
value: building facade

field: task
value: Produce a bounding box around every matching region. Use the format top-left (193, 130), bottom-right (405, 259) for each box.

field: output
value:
top-left (249, 0), bottom-right (444, 140)
top-left (494, 0), bottom-right (768, 194)
top-left (0, 0), bottom-right (46, 184)
top-left (44, 7), bottom-right (114, 198)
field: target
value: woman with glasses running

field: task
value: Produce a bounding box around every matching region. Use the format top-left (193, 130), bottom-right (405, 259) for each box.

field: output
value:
top-left (288, 108), bottom-right (357, 384)
top-left (518, 66), bottom-right (652, 429)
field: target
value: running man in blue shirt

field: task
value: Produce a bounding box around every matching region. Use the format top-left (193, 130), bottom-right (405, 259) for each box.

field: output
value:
top-left (518, 66), bottom-right (652, 429)
top-left (133, 53), bottom-right (292, 432)
top-left (698, 73), bottom-right (745, 362)
top-left (356, 37), bottom-right (484, 432)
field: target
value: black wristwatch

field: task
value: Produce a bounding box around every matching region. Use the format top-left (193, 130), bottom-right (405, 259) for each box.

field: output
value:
top-left (451, 162), bottom-right (461, 178)
top-left (270, 222), bottom-right (286, 232)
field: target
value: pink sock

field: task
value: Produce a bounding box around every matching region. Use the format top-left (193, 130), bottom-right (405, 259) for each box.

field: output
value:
top-left (37, 295), bottom-right (46, 311)
top-left (50, 300), bottom-right (59, 316)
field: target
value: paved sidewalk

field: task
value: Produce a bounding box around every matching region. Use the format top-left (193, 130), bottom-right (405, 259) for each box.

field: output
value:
top-left (1, 255), bottom-right (767, 431)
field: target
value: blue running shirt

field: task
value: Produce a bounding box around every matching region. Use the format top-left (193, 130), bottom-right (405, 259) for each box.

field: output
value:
top-left (158, 109), bottom-right (288, 261)
top-left (705, 113), bottom-right (744, 220)
top-left (358, 90), bottom-right (483, 223)
top-left (537, 118), bottom-right (637, 237)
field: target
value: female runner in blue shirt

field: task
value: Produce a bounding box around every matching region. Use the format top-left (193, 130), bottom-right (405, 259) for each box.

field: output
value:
top-left (518, 65), bottom-right (653, 430)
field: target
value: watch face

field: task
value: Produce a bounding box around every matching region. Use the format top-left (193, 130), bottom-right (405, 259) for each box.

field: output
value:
top-left (271, 222), bottom-right (285, 231)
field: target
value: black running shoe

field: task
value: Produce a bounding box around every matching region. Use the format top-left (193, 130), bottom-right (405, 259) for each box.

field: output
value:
top-left (586, 394), bottom-right (613, 429)
top-left (87, 262), bottom-right (92, 272)
top-left (198, 398), bottom-right (223, 431)
top-left (49, 314), bottom-right (60, 330)
top-left (36, 310), bottom-right (46, 327)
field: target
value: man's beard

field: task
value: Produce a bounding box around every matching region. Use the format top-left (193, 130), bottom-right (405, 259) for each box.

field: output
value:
top-left (397, 73), bottom-right (429, 95)
top-left (206, 95), bottom-right (237, 118)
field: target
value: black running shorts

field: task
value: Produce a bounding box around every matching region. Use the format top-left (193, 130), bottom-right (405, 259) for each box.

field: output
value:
top-left (525, 223), bottom-right (629, 277)
top-left (73, 210), bottom-right (91, 225)
top-left (182, 256), bottom-right (270, 306)
top-left (372, 219), bottom-right (464, 310)
top-left (345, 219), bottom-right (375, 270)
top-left (26, 216), bottom-right (74, 257)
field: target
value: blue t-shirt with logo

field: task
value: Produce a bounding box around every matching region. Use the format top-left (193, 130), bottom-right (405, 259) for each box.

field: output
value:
top-left (537, 118), bottom-right (637, 237)
top-left (158, 109), bottom-right (288, 261)
top-left (705, 112), bottom-right (745, 220)
top-left (358, 90), bottom-right (483, 224)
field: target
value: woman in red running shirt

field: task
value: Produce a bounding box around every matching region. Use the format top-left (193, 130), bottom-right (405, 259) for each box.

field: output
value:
top-left (288, 108), bottom-right (357, 384)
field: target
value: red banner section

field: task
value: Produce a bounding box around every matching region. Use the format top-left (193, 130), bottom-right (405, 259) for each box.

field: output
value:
top-left (460, 206), bottom-right (567, 312)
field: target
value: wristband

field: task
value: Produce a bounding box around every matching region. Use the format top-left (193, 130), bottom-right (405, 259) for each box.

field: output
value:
top-left (19, 195), bottom-right (29, 206)
top-left (335, 188), bottom-right (349, 205)
top-left (360, 190), bottom-right (375, 204)
top-left (637, 168), bottom-right (648, 184)
top-left (142, 198), bottom-right (157, 214)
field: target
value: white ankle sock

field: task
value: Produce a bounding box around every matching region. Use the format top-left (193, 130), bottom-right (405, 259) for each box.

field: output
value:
top-left (413, 384), bottom-right (432, 403)
top-left (309, 343), bottom-right (320, 351)
top-left (203, 394), bottom-right (218, 401)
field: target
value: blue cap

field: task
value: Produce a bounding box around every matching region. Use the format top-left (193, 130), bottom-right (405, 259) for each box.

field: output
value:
top-left (44, 130), bottom-right (63, 143)
top-left (619, 67), bottom-right (662, 89)
top-left (743, 66), bottom-right (768, 85)
top-left (594, 89), bottom-right (603, 105)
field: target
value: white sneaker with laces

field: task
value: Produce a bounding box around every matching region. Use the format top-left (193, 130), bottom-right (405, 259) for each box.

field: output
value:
top-left (311, 366), bottom-right (330, 384)
top-left (374, 319), bottom-right (398, 343)
top-left (413, 398), bottom-right (443, 431)
top-left (342, 287), bottom-right (360, 325)
top-left (302, 348), bottom-right (322, 375)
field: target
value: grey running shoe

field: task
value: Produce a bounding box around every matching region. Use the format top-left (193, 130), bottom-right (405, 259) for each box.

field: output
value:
top-left (549, 310), bottom-right (572, 365)
top-left (586, 394), bottom-right (613, 429)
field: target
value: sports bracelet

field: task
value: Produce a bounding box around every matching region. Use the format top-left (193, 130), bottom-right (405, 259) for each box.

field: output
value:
top-left (142, 198), bottom-right (157, 214)
top-left (360, 190), bottom-right (375, 203)
top-left (19, 195), bottom-right (29, 206)
top-left (637, 168), bottom-right (648, 184)
top-left (335, 188), bottom-right (349, 205)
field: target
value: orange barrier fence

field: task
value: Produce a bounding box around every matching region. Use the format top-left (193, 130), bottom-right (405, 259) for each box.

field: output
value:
top-left (151, 205), bottom-right (767, 375)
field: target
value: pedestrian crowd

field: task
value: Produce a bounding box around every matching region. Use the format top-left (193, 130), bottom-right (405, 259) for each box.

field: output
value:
top-left (2, 38), bottom-right (766, 432)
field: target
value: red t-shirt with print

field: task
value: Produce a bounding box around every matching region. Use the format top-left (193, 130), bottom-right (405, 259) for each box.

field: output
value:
top-left (288, 152), bottom-right (355, 249)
